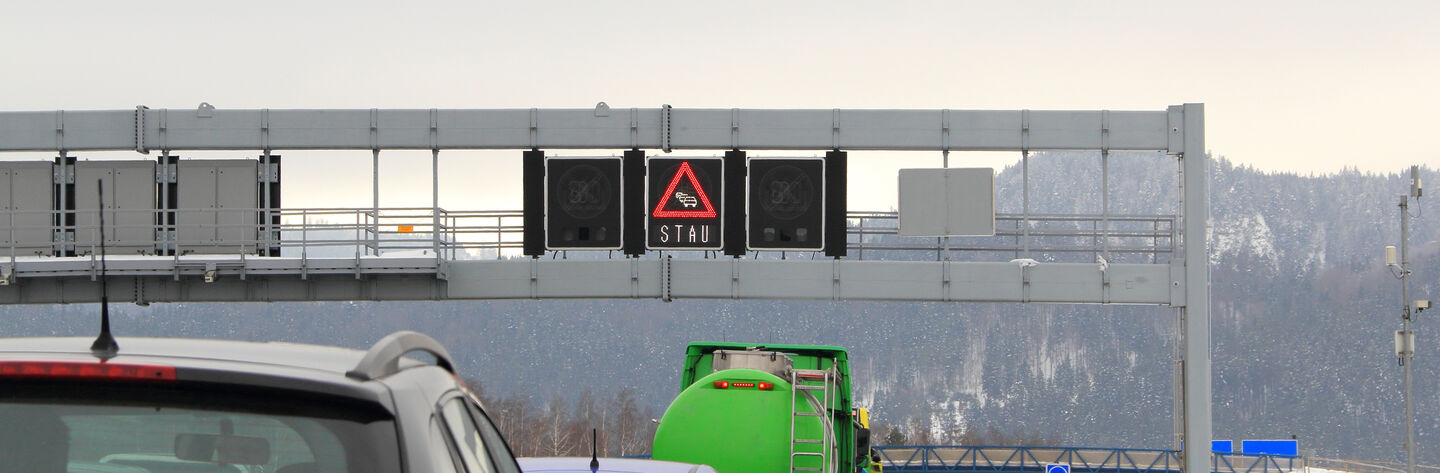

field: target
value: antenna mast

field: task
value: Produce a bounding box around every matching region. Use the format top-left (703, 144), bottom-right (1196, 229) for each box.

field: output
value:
top-left (590, 428), bottom-right (599, 471)
top-left (89, 179), bottom-right (118, 359)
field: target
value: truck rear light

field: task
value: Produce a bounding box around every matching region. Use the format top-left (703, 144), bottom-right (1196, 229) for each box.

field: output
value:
top-left (714, 380), bottom-right (774, 390)
top-left (0, 361), bottom-right (176, 381)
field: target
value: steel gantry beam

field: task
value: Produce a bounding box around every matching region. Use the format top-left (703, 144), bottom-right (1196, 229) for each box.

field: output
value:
top-left (0, 258), bottom-right (1177, 305)
top-left (0, 103), bottom-right (1209, 473)
top-left (0, 105), bottom-right (1181, 153)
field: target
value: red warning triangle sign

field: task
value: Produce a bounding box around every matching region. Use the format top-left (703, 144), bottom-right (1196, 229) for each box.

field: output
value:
top-left (653, 161), bottom-right (717, 218)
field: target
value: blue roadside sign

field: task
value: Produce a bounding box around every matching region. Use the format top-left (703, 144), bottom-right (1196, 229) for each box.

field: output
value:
top-left (1213, 440), bottom-right (1234, 454)
top-left (1240, 440), bottom-right (1299, 456)
top-left (1046, 464), bottom-right (1071, 473)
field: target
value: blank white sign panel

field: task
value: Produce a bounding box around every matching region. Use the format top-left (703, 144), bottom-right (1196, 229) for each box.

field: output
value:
top-left (898, 168), bottom-right (995, 237)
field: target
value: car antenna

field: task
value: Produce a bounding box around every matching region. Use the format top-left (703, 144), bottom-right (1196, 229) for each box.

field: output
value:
top-left (89, 179), bottom-right (118, 360)
top-left (589, 428), bottom-right (599, 472)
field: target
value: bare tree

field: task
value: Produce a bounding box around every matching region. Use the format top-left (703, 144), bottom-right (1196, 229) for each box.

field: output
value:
top-left (490, 394), bottom-right (535, 456)
top-left (540, 395), bottom-right (575, 456)
top-left (466, 386), bottom-right (659, 457)
top-left (614, 388), bottom-right (649, 456)
top-left (598, 401), bottom-right (611, 456)
top-left (571, 390), bottom-right (599, 457)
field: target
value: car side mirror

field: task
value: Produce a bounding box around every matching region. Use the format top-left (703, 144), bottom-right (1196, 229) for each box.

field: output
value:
top-left (174, 433), bottom-right (271, 465)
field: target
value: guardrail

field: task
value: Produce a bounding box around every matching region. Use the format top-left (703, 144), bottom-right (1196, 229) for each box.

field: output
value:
top-left (627, 448), bottom-right (1428, 473)
top-left (1307, 457), bottom-right (1440, 473)
top-left (873, 446), bottom-right (1300, 473)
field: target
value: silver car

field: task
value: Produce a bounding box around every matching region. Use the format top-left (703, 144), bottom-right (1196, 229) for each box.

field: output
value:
top-left (0, 331), bottom-right (519, 473)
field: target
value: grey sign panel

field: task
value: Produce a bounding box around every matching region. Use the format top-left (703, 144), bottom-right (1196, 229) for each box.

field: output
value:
top-left (176, 162), bottom-right (217, 251)
top-left (75, 160), bottom-right (157, 255)
top-left (747, 158), bottom-right (824, 250)
top-left (0, 162), bottom-right (55, 256)
top-left (215, 160), bottom-right (259, 251)
top-left (546, 157), bottom-right (623, 250)
top-left (897, 168), bottom-right (995, 237)
top-left (177, 160), bottom-right (259, 254)
top-left (647, 157), bottom-right (724, 250)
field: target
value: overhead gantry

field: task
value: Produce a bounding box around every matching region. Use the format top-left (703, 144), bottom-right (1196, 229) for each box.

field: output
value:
top-left (0, 103), bottom-right (1210, 473)
top-left (0, 104), bottom-right (1200, 306)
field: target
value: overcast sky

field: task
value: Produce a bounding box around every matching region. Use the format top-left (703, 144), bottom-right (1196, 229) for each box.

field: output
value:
top-left (2, 1), bottom-right (1436, 209)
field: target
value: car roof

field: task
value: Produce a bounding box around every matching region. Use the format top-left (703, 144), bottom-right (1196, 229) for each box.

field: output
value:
top-left (0, 334), bottom-right (451, 407)
top-left (518, 457), bottom-right (718, 473)
top-left (0, 336), bottom-right (371, 376)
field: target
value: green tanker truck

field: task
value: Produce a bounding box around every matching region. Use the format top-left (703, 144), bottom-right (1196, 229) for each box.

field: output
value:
top-left (651, 342), bottom-right (877, 473)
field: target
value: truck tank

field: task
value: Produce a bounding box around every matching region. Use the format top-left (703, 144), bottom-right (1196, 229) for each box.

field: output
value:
top-left (652, 343), bottom-right (866, 473)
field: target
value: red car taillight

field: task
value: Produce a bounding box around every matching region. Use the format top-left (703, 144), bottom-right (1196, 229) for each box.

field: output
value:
top-left (0, 361), bottom-right (176, 381)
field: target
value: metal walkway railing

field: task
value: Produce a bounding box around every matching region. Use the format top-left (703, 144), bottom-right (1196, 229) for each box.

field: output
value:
top-left (1, 207), bottom-right (1173, 261)
top-left (849, 212), bottom-right (1175, 263)
top-left (0, 207), bottom-right (1182, 304)
top-left (873, 446), bottom-right (1301, 473)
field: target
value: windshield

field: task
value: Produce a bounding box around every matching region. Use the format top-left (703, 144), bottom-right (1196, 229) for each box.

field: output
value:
top-left (1, 380), bottom-right (400, 473)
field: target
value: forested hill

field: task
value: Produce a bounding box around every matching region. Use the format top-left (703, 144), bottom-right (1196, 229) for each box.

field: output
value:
top-left (2, 154), bottom-right (1435, 463)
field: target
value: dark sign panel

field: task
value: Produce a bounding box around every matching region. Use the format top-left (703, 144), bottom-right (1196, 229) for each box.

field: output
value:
top-left (546, 157), bottom-right (622, 250)
top-left (647, 157), bottom-right (723, 249)
top-left (748, 158), bottom-right (824, 250)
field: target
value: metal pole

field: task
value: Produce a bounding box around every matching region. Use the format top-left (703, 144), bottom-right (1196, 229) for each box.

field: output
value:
top-left (1180, 103), bottom-right (1212, 473)
top-left (261, 151), bottom-right (271, 255)
top-left (942, 150), bottom-right (950, 261)
top-left (1101, 110), bottom-right (1111, 260)
top-left (1174, 307), bottom-right (1185, 451)
top-left (432, 148), bottom-right (441, 260)
top-left (8, 209), bottom-right (14, 268)
top-left (430, 108), bottom-right (441, 262)
top-left (161, 151), bottom-right (170, 256)
top-left (857, 215), bottom-right (864, 261)
top-left (1174, 146), bottom-right (1187, 453)
top-left (58, 152), bottom-right (67, 256)
top-left (372, 148), bottom-right (380, 256)
top-left (1400, 191), bottom-right (1415, 473)
top-left (1022, 150), bottom-right (1030, 257)
top-left (1102, 150), bottom-right (1110, 259)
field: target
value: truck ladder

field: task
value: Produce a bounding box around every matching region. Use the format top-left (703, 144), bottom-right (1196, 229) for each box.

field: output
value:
top-left (790, 367), bottom-right (835, 473)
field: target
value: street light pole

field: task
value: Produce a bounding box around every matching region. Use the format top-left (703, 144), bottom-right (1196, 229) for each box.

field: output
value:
top-left (1391, 165), bottom-right (1421, 473)
top-left (1400, 190), bottom-right (1414, 473)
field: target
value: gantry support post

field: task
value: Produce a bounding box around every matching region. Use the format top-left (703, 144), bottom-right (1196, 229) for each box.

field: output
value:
top-left (1179, 103), bottom-right (1211, 473)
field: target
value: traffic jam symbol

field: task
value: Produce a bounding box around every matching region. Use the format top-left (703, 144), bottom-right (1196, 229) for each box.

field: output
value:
top-left (674, 191), bottom-right (698, 208)
top-left (648, 158), bottom-right (723, 249)
top-left (652, 161), bottom-right (717, 218)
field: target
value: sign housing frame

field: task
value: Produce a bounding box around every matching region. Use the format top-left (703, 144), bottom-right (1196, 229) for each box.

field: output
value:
top-left (545, 156), bottom-right (624, 251)
top-left (646, 156), bottom-right (725, 250)
top-left (746, 156), bottom-right (826, 251)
